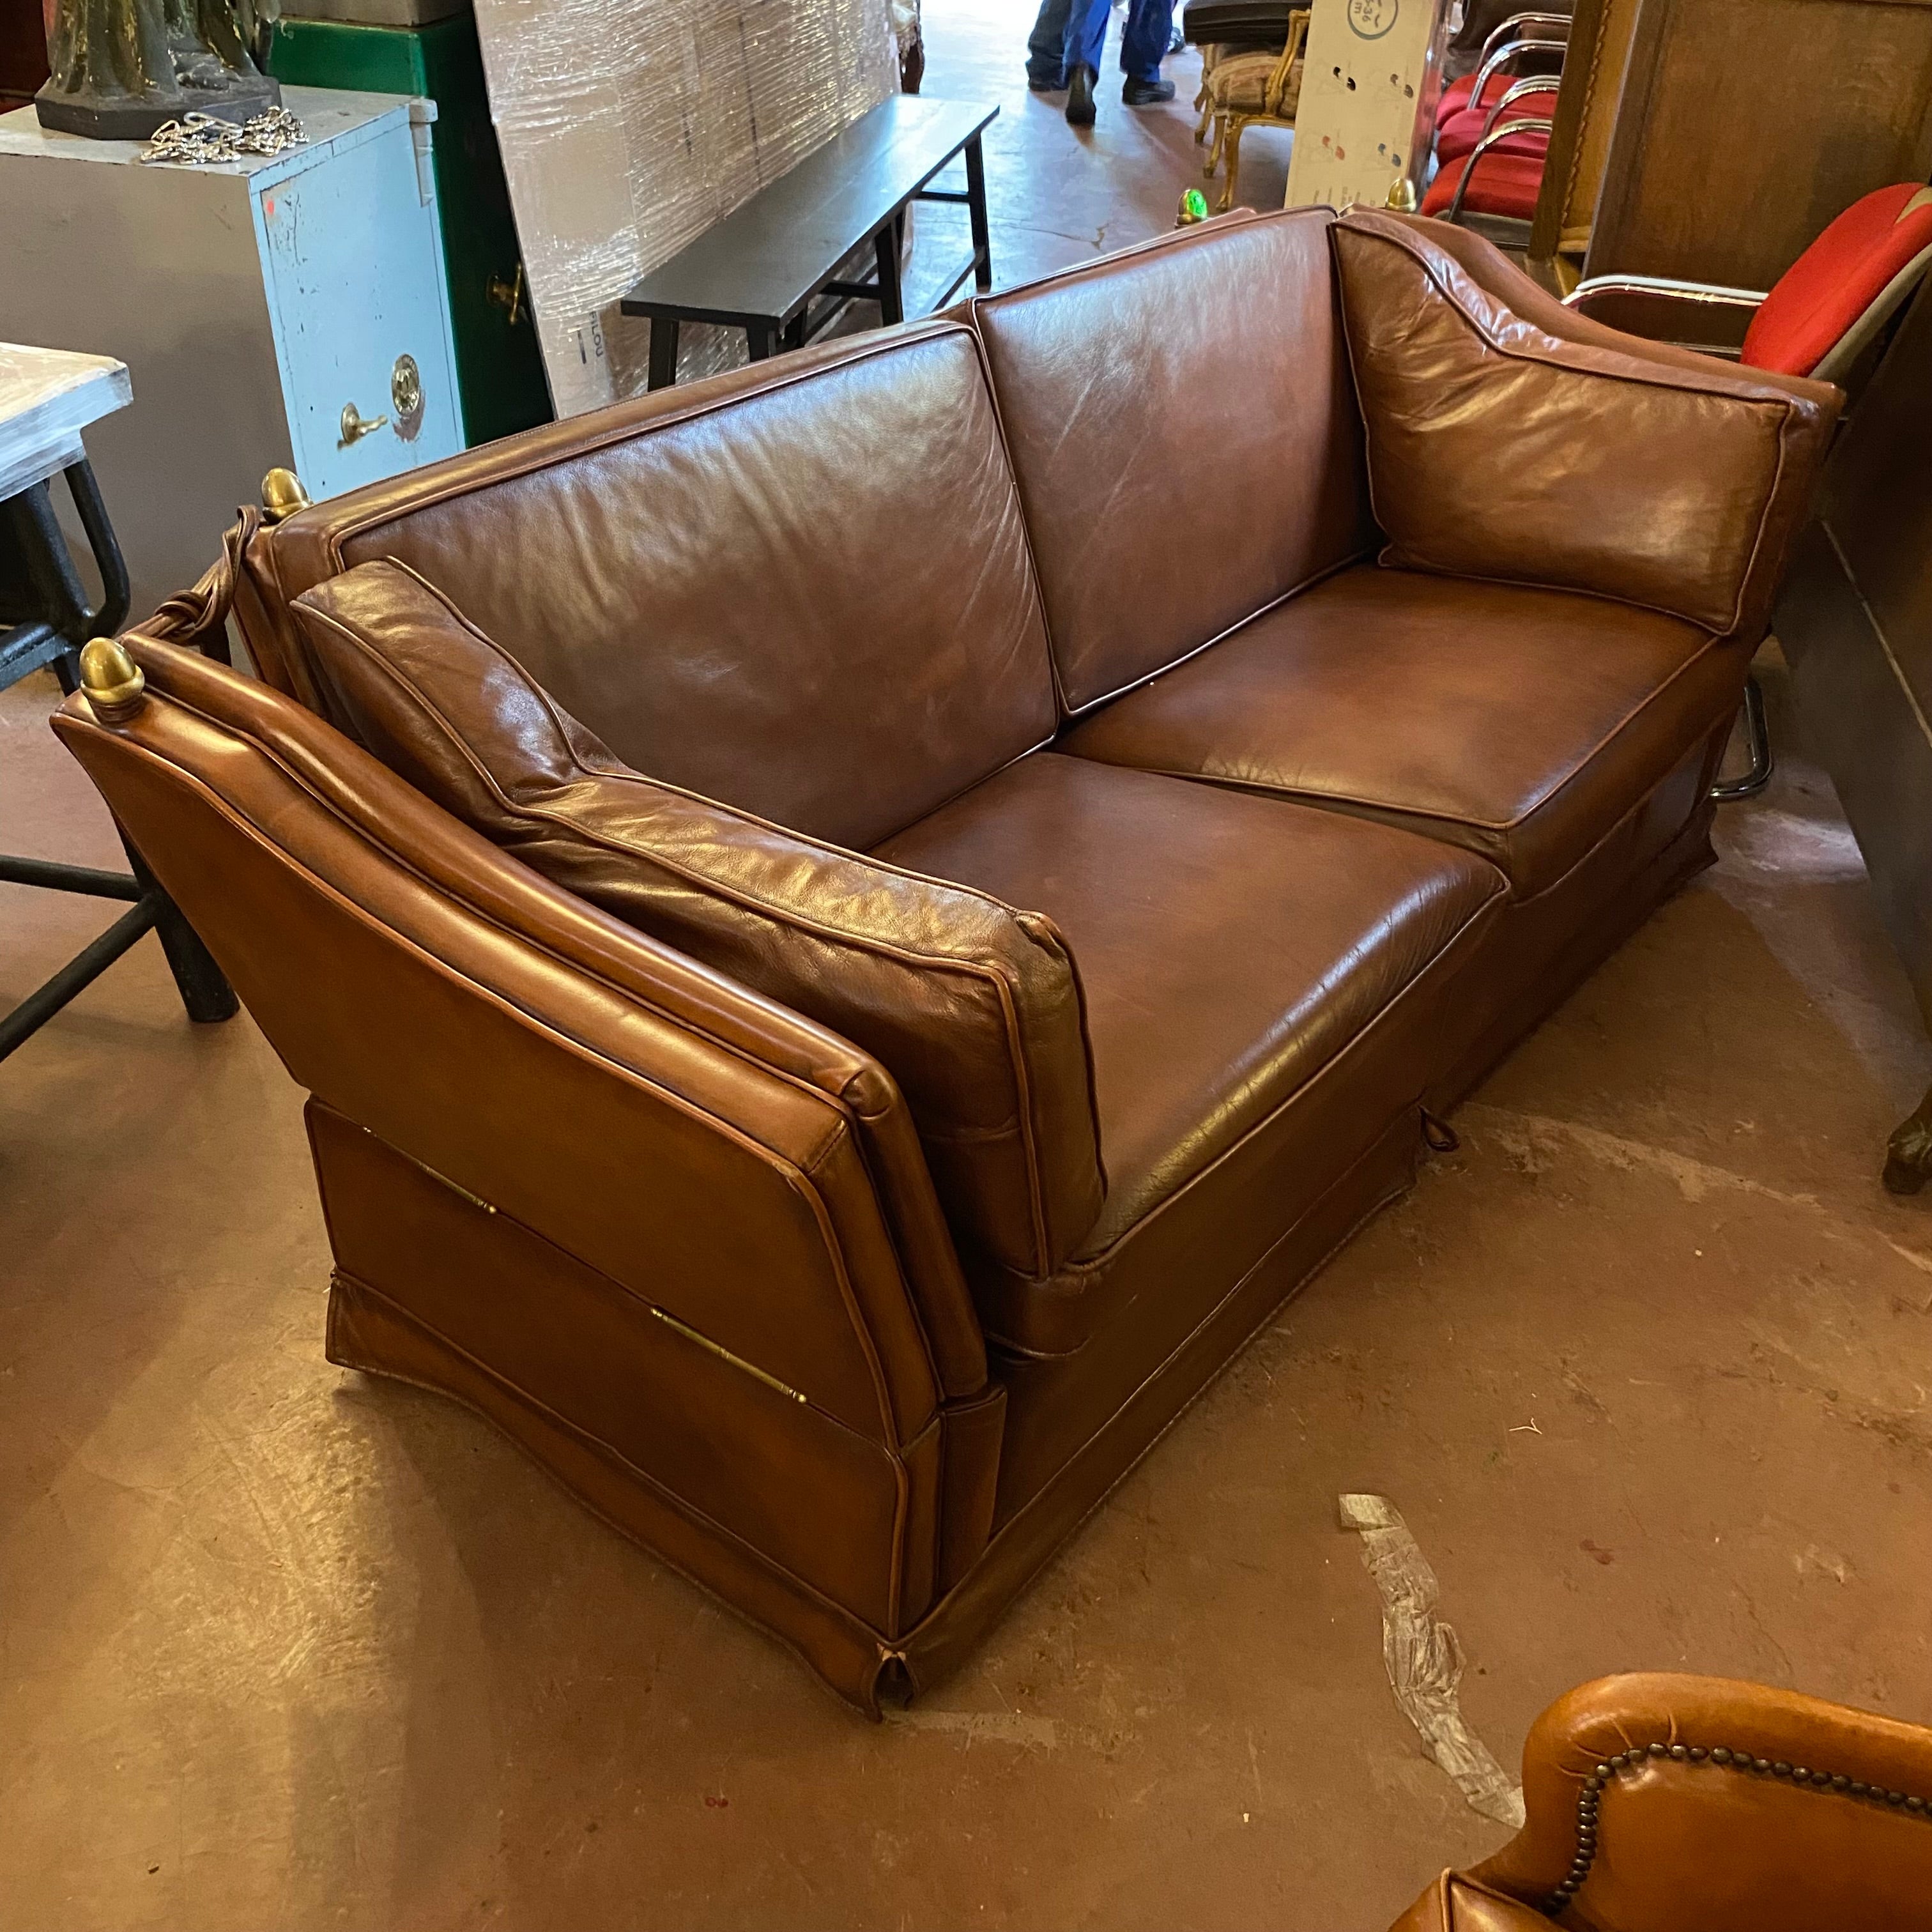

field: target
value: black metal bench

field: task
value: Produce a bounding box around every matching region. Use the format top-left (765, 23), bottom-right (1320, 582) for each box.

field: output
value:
top-left (620, 96), bottom-right (999, 390)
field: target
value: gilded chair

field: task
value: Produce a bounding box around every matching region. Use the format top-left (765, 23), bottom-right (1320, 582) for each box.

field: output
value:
top-left (1198, 9), bottom-right (1308, 213)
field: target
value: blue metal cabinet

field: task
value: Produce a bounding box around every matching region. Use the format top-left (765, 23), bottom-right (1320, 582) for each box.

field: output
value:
top-left (0, 88), bottom-right (463, 622)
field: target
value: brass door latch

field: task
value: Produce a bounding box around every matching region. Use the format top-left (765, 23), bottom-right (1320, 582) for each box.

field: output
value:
top-left (486, 264), bottom-right (526, 326)
top-left (339, 400), bottom-right (388, 447)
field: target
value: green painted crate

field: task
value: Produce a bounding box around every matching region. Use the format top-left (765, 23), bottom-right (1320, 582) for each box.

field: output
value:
top-left (270, 13), bottom-right (553, 447)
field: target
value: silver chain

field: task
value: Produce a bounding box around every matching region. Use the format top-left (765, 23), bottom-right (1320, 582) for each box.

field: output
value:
top-left (141, 109), bottom-right (307, 166)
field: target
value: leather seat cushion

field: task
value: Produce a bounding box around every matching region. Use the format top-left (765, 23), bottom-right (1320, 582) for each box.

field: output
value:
top-left (1058, 565), bottom-right (1744, 898)
top-left (873, 753), bottom-right (1505, 1314)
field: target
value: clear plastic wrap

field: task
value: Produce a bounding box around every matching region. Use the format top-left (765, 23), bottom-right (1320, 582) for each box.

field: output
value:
top-left (473, 0), bottom-right (898, 418)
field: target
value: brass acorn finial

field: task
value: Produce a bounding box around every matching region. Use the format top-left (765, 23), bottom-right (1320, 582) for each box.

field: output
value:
top-left (79, 637), bottom-right (146, 724)
top-left (261, 466), bottom-right (311, 524)
top-left (1385, 175), bottom-right (1419, 213)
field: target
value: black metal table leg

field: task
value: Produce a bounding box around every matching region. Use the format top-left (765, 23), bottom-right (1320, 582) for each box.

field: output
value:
top-left (965, 134), bottom-right (993, 291)
top-left (647, 316), bottom-right (680, 391)
top-left (875, 224), bottom-right (906, 326)
top-left (1, 454), bottom-right (238, 1055)
top-left (121, 834), bottom-right (238, 1025)
top-left (746, 321), bottom-right (776, 362)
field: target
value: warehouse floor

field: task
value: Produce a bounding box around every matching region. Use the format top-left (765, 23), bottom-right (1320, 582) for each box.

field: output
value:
top-left (6, 6), bottom-right (1932, 1929)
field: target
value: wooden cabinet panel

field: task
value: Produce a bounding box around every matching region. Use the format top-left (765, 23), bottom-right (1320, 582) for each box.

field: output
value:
top-left (1588, 0), bottom-right (1932, 289)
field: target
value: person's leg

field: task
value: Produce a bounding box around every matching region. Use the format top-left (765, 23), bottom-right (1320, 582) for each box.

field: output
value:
top-left (1120, 0), bottom-right (1177, 86)
top-left (1062, 0), bottom-right (1109, 123)
top-left (1061, 0), bottom-right (1109, 81)
top-left (1026, 0), bottom-right (1071, 89)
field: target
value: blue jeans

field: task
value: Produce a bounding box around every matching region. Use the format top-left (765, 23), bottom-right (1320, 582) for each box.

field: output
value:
top-left (1064, 0), bottom-right (1174, 82)
top-left (1026, 0), bottom-right (1072, 86)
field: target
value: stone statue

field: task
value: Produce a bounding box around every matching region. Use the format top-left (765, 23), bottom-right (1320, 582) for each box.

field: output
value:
top-left (38, 0), bottom-right (282, 140)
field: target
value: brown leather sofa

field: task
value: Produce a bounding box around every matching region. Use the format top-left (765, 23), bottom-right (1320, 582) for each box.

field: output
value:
top-left (1392, 1673), bottom-right (1932, 1929)
top-left (51, 208), bottom-right (1836, 1712)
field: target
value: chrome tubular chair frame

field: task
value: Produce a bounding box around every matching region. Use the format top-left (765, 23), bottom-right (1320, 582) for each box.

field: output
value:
top-left (1480, 74), bottom-right (1561, 139)
top-left (1443, 117), bottom-right (1555, 224)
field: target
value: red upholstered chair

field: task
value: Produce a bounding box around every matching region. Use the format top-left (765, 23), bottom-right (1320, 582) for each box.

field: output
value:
top-left (1435, 74), bottom-right (1560, 162)
top-left (1565, 183), bottom-right (1932, 385)
top-left (1563, 184), bottom-right (1932, 799)
top-left (1421, 118), bottom-right (1553, 224)
top-left (1435, 11), bottom-right (1568, 128)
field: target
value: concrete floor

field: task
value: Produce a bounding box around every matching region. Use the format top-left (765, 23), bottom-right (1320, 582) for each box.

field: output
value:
top-left (7, 6), bottom-right (1932, 1929)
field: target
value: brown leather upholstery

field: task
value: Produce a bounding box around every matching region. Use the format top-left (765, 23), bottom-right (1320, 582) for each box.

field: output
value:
top-left (288, 558), bottom-right (1104, 1282)
top-left (969, 208), bottom-right (1376, 713)
top-left (1059, 565), bottom-right (1740, 896)
top-left (263, 323), bottom-right (1057, 850)
top-left (61, 210), bottom-right (1837, 1710)
top-left (875, 751), bottom-right (1504, 1357)
top-left (1330, 210), bottom-right (1839, 644)
top-left (1393, 1674), bottom-right (1932, 1931)
top-left (1392, 1874), bottom-right (1551, 1931)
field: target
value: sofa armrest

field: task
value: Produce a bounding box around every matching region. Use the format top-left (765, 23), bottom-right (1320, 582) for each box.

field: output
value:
top-left (59, 634), bottom-right (988, 1425)
top-left (1469, 1673), bottom-right (1932, 1929)
top-left (1330, 209), bottom-right (1841, 648)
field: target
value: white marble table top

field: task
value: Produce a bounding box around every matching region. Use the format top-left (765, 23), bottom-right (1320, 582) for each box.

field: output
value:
top-left (0, 342), bottom-right (132, 504)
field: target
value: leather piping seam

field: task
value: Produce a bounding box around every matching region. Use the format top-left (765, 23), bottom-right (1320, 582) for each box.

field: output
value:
top-left (967, 208), bottom-right (1367, 724)
top-left (949, 325), bottom-right (1116, 1223)
top-left (125, 670), bottom-right (958, 1422)
top-left (1067, 628), bottom-right (1737, 851)
top-left (297, 574), bottom-right (1088, 1279)
top-left (139, 673), bottom-right (893, 1155)
top-left (86, 716), bottom-right (917, 1451)
top-left (327, 1268), bottom-right (907, 1646)
top-left (976, 873), bottom-right (1506, 1354)
top-left (953, 319), bottom-right (1074, 721)
top-left (1333, 219), bottom-right (1804, 640)
top-left (1054, 542), bottom-right (1381, 721)
top-left (966, 200), bottom-right (1294, 312)
top-left (1543, 1741), bottom-right (1932, 1917)
top-left (298, 320), bottom-right (980, 576)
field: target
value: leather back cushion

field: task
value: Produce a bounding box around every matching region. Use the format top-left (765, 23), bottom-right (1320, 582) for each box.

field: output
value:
top-left (288, 559), bottom-right (1107, 1282)
top-left (1330, 210), bottom-right (1837, 639)
top-left (970, 208), bottom-right (1377, 713)
top-left (295, 325), bottom-right (1057, 852)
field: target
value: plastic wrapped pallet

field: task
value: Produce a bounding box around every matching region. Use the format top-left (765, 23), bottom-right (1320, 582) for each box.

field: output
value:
top-left (473, 0), bottom-right (897, 417)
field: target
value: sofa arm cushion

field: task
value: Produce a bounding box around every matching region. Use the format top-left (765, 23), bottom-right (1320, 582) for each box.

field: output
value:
top-left (288, 558), bottom-right (1106, 1282)
top-left (1330, 209), bottom-right (1841, 642)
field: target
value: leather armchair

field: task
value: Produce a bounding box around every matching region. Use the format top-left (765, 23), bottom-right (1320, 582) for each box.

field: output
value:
top-left (1392, 1673), bottom-right (1932, 1929)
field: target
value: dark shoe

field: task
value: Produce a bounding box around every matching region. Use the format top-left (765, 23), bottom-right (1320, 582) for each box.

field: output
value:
top-left (1066, 65), bottom-right (1097, 125)
top-left (1027, 68), bottom-right (1064, 92)
top-left (1123, 76), bottom-right (1177, 106)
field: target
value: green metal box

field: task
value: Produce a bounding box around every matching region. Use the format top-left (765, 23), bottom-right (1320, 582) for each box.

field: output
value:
top-left (270, 13), bottom-right (553, 447)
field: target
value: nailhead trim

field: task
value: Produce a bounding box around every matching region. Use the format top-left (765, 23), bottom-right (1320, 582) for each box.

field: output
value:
top-left (1542, 1740), bottom-right (1932, 1915)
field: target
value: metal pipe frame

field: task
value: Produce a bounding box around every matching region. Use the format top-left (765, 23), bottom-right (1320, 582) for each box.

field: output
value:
top-left (1709, 675), bottom-right (1774, 802)
top-left (1563, 272), bottom-right (1769, 319)
top-left (1464, 35), bottom-right (1567, 118)
top-left (1444, 117), bottom-right (1554, 224)
top-left (1480, 74), bottom-right (1561, 139)
top-left (1476, 10), bottom-right (1572, 65)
